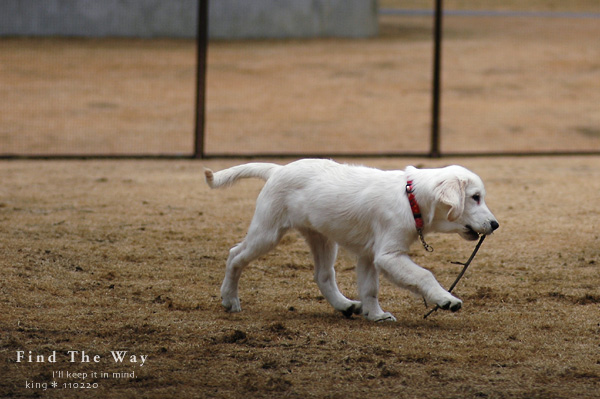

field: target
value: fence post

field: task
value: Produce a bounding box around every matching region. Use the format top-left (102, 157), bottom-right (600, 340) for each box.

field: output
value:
top-left (194, 0), bottom-right (209, 158)
top-left (430, 0), bottom-right (443, 158)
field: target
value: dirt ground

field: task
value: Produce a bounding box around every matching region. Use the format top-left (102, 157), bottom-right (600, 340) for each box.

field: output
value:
top-left (0, 38), bottom-right (197, 156)
top-left (205, 15), bottom-right (600, 155)
top-left (1, 14), bottom-right (599, 156)
top-left (0, 156), bottom-right (599, 398)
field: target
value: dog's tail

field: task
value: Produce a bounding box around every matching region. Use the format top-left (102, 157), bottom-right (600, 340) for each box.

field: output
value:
top-left (204, 163), bottom-right (280, 189)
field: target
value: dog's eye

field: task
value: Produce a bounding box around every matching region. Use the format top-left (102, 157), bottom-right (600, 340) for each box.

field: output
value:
top-left (472, 194), bottom-right (481, 204)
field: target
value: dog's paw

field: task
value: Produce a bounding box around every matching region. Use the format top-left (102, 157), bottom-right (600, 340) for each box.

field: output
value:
top-left (340, 301), bottom-right (363, 318)
top-left (438, 298), bottom-right (462, 312)
top-left (221, 297), bottom-right (242, 313)
top-left (364, 311), bottom-right (397, 322)
top-left (374, 312), bottom-right (397, 322)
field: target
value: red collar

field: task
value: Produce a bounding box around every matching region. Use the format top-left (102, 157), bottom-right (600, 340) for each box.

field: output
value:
top-left (406, 180), bottom-right (433, 252)
top-left (406, 180), bottom-right (424, 230)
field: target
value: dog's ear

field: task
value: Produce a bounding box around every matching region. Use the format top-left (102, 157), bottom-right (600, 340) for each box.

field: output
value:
top-left (435, 177), bottom-right (466, 221)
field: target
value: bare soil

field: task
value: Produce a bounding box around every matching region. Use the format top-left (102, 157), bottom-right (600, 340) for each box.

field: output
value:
top-left (1, 15), bottom-right (599, 156)
top-left (0, 38), bottom-right (197, 156)
top-left (0, 156), bottom-right (599, 398)
top-left (205, 15), bottom-right (600, 156)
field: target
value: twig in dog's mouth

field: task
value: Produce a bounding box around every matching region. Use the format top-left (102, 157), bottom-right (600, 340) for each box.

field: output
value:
top-left (423, 234), bottom-right (487, 319)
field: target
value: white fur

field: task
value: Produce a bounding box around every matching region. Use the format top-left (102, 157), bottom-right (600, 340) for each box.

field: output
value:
top-left (205, 159), bottom-right (498, 321)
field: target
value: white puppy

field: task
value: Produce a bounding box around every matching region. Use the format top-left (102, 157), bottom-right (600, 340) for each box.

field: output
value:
top-left (205, 159), bottom-right (498, 321)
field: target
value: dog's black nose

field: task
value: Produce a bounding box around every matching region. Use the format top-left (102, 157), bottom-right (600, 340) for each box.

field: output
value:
top-left (490, 220), bottom-right (499, 231)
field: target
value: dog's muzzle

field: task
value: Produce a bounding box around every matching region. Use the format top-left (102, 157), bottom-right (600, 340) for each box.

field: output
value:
top-left (463, 225), bottom-right (480, 241)
top-left (464, 220), bottom-right (499, 240)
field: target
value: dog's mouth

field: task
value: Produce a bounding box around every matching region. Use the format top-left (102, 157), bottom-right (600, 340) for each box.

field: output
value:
top-left (461, 225), bottom-right (481, 241)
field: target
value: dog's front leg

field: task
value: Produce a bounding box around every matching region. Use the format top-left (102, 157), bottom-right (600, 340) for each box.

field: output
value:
top-left (356, 256), bottom-right (396, 322)
top-left (375, 253), bottom-right (462, 312)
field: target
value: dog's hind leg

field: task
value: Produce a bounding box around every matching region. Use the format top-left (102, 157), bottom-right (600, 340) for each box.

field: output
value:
top-left (221, 222), bottom-right (287, 313)
top-left (300, 229), bottom-right (362, 317)
top-left (356, 256), bottom-right (396, 322)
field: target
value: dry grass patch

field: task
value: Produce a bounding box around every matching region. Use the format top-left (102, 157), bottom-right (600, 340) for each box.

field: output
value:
top-left (0, 157), bottom-right (598, 398)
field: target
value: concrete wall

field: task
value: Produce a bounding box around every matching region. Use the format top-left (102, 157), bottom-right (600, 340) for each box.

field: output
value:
top-left (0, 0), bottom-right (378, 39)
top-left (0, 0), bottom-right (198, 38)
top-left (210, 0), bottom-right (378, 39)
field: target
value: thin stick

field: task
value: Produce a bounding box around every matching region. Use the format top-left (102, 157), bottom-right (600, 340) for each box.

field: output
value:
top-left (424, 234), bottom-right (486, 319)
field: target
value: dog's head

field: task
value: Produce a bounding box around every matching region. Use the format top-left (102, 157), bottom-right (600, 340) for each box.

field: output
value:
top-left (430, 165), bottom-right (499, 240)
